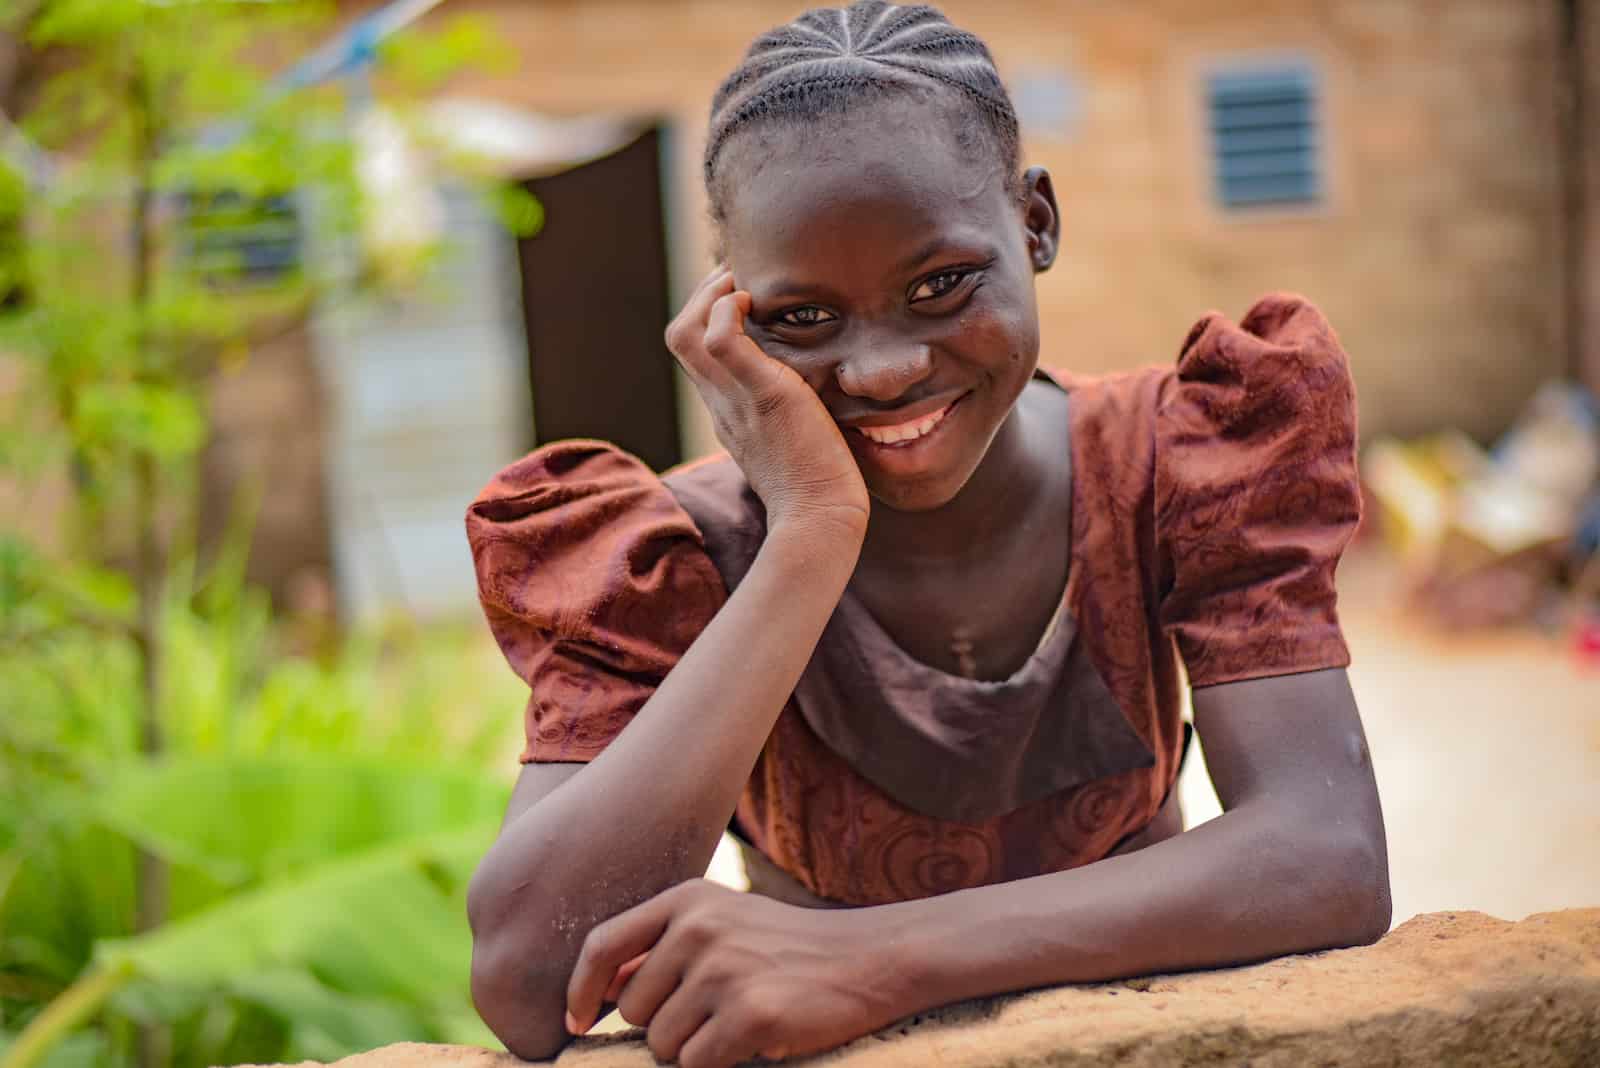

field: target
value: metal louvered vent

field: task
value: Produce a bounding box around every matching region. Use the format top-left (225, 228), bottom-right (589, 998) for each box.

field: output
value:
top-left (1207, 64), bottom-right (1322, 210)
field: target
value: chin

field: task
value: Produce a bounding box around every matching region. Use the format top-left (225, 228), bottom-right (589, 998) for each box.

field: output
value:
top-left (863, 466), bottom-right (977, 514)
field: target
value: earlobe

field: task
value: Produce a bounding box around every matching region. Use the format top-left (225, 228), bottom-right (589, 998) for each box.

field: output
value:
top-left (1021, 166), bottom-right (1060, 273)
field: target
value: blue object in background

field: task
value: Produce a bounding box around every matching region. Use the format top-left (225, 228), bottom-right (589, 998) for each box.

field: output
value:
top-left (1207, 62), bottom-right (1323, 210)
top-left (1575, 491), bottom-right (1600, 560)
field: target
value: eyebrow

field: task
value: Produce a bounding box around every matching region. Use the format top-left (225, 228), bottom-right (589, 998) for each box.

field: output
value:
top-left (754, 278), bottom-right (846, 304)
top-left (896, 237), bottom-right (957, 275)
top-left (754, 238), bottom-right (998, 301)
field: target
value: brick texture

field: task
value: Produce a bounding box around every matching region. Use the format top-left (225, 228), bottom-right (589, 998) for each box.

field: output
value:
top-left (429, 0), bottom-right (1576, 455)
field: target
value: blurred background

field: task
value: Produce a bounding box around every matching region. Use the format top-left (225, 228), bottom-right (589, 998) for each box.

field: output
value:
top-left (0, 1), bottom-right (1596, 1066)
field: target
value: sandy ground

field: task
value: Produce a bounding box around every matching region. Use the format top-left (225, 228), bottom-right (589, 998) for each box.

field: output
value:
top-left (702, 546), bottom-right (1600, 928)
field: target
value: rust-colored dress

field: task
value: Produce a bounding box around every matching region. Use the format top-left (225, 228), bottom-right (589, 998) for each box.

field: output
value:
top-left (466, 295), bottom-right (1360, 907)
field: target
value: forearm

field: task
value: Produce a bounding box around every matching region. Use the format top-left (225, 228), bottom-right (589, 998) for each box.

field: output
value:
top-left (873, 798), bottom-right (1389, 1016)
top-left (469, 519), bottom-right (861, 1055)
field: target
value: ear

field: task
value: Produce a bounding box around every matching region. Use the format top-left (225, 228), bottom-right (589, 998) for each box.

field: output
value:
top-left (1020, 166), bottom-right (1060, 273)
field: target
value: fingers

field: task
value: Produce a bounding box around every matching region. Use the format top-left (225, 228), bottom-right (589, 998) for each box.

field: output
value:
top-left (682, 266), bottom-right (733, 327)
top-left (703, 289), bottom-right (782, 392)
top-left (676, 1011), bottom-right (770, 1068)
top-left (613, 943), bottom-right (682, 1026)
top-left (666, 268), bottom-right (736, 381)
top-left (690, 263), bottom-right (731, 302)
top-left (602, 952), bottom-right (648, 1005)
top-left (566, 898), bottom-right (674, 1035)
top-left (643, 986), bottom-right (714, 1065)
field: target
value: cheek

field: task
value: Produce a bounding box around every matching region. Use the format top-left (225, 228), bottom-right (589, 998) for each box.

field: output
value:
top-left (947, 297), bottom-right (1039, 372)
top-left (992, 284), bottom-right (1041, 365)
top-left (751, 335), bottom-right (835, 391)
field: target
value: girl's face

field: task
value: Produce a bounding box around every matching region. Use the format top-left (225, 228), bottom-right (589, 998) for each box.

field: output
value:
top-left (721, 95), bottom-right (1059, 513)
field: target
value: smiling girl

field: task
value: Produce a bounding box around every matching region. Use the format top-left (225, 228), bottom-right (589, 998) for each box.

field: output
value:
top-left (463, 4), bottom-right (1390, 1066)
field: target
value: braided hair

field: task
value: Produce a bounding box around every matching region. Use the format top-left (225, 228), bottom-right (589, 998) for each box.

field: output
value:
top-left (704, 2), bottom-right (1021, 226)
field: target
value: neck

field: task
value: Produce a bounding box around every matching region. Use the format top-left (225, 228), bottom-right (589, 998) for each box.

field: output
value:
top-left (858, 385), bottom-right (1057, 572)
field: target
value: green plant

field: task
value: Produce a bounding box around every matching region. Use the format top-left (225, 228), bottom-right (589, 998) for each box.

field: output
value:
top-left (0, 530), bottom-right (525, 1067)
top-left (0, 2), bottom-right (532, 1064)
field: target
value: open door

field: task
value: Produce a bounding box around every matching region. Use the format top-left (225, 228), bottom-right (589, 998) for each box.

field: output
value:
top-left (517, 126), bottom-right (682, 471)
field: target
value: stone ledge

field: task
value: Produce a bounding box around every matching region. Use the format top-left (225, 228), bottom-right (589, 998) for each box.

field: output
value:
top-left (256, 909), bottom-right (1600, 1067)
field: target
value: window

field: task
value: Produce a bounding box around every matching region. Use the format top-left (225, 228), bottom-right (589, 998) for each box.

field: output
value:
top-left (178, 189), bottom-right (302, 286)
top-left (1206, 62), bottom-right (1323, 211)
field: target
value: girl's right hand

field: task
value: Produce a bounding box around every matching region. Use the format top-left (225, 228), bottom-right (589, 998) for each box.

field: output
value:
top-left (666, 268), bottom-right (870, 541)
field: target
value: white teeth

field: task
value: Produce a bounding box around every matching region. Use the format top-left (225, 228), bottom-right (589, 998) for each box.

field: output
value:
top-left (856, 403), bottom-right (952, 446)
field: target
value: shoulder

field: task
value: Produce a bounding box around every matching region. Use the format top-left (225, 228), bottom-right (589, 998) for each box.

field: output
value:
top-left (1154, 293), bottom-right (1358, 534)
top-left (1162, 293), bottom-right (1355, 442)
top-left (1154, 291), bottom-right (1358, 515)
top-left (466, 440), bottom-right (724, 652)
top-left (1053, 364), bottom-right (1172, 467)
top-left (1152, 295), bottom-right (1361, 685)
top-left (1049, 294), bottom-right (1355, 500)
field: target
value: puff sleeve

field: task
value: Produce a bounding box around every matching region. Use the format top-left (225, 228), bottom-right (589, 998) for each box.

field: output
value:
top-left (465, 441), bottom-right (727, 762)
top-left (1155, 295), bottom-right (1361, 688)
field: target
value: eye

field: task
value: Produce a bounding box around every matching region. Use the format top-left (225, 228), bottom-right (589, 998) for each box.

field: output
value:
top-left (910, 269), bottom-right (973, 303)
top-left (776, 306), bottom-right (837, 327)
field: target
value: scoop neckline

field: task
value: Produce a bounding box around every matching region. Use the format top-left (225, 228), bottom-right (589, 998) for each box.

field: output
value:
top-left (836, 367), bottom-right (1079, 688)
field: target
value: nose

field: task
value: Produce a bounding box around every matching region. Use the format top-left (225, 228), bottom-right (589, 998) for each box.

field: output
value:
top-left (833, 331), bottom-right (934, 403)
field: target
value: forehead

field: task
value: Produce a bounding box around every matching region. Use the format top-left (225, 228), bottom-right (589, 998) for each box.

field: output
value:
top-left (719, 97), bottom-right (1014, 280)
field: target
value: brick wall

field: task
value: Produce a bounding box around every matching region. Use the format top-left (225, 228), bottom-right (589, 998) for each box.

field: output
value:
top-left (433, 0), bottom-right (1572, 456)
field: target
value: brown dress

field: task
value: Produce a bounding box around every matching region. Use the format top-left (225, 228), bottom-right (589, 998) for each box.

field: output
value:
top-left (466, 294), bottom-right (1361, 907)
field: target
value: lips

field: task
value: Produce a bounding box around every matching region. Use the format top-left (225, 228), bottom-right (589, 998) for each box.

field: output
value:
top-left (852, 401), bottom-right (955, 446)
top-left (838, 391), bottom-right (971, 464)
top-left (839, 387), bottom-right (968, 435)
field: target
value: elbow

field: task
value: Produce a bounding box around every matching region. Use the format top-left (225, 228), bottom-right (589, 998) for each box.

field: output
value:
top-left (1251, 802), bottom-right (1391, 953)
top-left (1313, 822), bottom-right (1392, 949)
top-left (467, 857), bottom-right (573, 1060)
top-left (470, 923), bottom-right (573, 1061)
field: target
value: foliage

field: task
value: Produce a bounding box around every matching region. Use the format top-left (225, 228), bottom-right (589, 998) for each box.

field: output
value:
top-left (0, 538), bottom-right (523, 1067)
top-left (0, 1), bottom-right (530, 1065)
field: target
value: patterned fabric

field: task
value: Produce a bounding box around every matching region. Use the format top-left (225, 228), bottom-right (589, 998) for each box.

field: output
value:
top-left (662, 446), bottom-right (1157, 826)
top-left (465, 294), bottom-right (1361, 906)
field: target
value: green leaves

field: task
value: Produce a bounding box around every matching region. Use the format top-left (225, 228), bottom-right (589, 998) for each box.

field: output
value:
top-left (0, 1), bottom-right (540, 1063)
top-left (97, 827), bottom-right (490, 1004)
top-left (2, 762), bottom-right (509, 1068)
top-left (71, 383), bottom-right (205, 462)
top-left (377, 16), bottom-right (515, 94)
top-left (222, 971), bottom-right (424, 1063)
top-left (94, 758), bottom-right (508, 889)
top-left (0, 577), bottom-right (524, 1066)
top-left (492, 184), bottom-right (545, 239)
top-left (25, 0), bottom-right (148, 45)
top-left (0, 534), bottom-right (134, 639)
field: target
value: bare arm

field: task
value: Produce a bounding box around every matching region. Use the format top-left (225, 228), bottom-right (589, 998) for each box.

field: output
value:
top-left (884, 667), bottom-right (1390, 1001)
top-left (466, 268), bottom-right (870, 1060)
top-left (561, 667), bottom-right (1389, 1068)
top-left (467, 518), bottom-right (859, 1057)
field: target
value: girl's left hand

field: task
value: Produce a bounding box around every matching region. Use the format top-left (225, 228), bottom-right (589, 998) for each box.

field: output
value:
top-left (565, 879), bottom-right (910, 1068)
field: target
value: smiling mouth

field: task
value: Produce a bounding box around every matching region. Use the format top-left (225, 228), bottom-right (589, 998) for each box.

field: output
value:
top-left (849, 396), bottom-right (961, 447)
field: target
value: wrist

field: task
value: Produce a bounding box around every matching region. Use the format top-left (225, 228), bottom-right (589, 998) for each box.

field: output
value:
top-left (841, 902), bottom-right (948, 1023)
top-left (763, 507), bottom-right (866, 574)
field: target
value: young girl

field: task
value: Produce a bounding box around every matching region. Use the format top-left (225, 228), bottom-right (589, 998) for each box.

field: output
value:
top-left (464, 4), bottom-right (1390, 1066)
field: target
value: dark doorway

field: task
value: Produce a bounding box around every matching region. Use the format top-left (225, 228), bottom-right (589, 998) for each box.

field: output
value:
top-left (517, 126), bottom-right (682, 471)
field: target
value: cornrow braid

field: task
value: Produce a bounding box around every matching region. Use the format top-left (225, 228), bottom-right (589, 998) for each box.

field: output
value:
top-left (704, 1), bottom-right (1021, 224)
